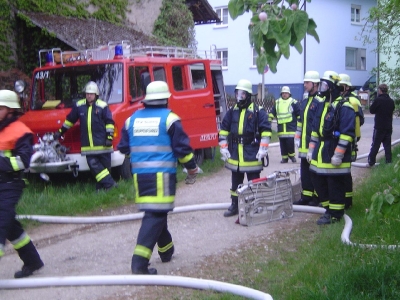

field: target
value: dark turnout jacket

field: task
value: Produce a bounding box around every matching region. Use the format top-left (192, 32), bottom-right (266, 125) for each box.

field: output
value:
top-left (370, 93), bottom-right (395, 130)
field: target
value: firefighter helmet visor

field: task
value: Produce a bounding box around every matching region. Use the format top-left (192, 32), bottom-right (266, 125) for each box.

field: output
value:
top-left (319, 81), bottom-right (330, 93)
top-left (235, 89), bottom-right (248, 102)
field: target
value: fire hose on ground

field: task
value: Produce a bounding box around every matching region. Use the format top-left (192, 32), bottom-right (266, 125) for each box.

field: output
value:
top-left (2, 141), bottom-right (399, 297)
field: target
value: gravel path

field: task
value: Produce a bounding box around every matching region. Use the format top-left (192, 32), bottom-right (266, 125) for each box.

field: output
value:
top-left (0, 115), bottom-right (395, 299)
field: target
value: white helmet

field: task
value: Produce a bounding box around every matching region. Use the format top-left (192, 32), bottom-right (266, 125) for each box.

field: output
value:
top-left (304, 71), bottom-right (320, 83)
top-left (85, 81), bottom-right (99, 95)
top-left (281, 86), bottom-right (291, 94)
top-left (338, 73), bottom-right (352, 86)
top-left (143, 81), bottom-right (171, 105)
top-left (321, 71), bottom-right (340, 84)
top-left (235, 79), bottom-right (253, 94)
top-left (0, 90), bottom-right (21, 109)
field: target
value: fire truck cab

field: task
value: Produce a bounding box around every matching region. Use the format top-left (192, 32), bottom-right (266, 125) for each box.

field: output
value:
top-left (18, 41), bottom-right (227, 179)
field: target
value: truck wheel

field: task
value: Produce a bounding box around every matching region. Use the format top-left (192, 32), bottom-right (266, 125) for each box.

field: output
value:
top-left (204, 147), bottom-right (215, 160)
top-left (112, 156), bottom-right (132, 181)
top-left (194, 149), bottom-right (204, 165)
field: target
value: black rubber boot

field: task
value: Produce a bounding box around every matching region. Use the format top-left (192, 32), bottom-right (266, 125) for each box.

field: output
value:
top-left (293, 198), bottom-right (310, 205)
top-left (280, 158), bottom-right (289, 163)
top-left (345, 198), bottom-right (353, 209)
top-left (316, 213), bottom-right (341, 225)
top-left (223, 198), bottom-right (238, 217)
top-left (159, 245), bottom-right (174, 263)
top-left (131, 255), bottom-right (157, 275)
top-left (14, 241), bottom-right (44, 278)
top-left (290, 156), bottom-right (297, 163)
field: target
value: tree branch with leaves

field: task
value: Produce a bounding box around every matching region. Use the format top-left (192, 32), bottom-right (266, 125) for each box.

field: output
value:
top-left (228, 0), bottom-right (319, 74)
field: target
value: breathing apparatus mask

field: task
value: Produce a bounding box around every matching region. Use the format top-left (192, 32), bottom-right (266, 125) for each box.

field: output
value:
top-left (318, 79), bottom-right (343, 101)
top-left (235, 89), bottom-right (251, 108)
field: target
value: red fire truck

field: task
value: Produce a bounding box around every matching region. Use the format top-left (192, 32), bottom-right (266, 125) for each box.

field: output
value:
top-left (16, 41), bottom-right (227, 179)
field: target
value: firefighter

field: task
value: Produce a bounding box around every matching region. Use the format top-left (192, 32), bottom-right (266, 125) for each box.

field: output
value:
top-left (293, 71), bottom-right (324, 206)
top-left (307, 71), bottom-right (355, 225)
top-left (368, 83), bottom-right (395, 166)
top-left (117, 81), bottom-right (200, 274)
top-left (0, 90), bottom-right (44, 278)
top-left (219, 79), bottom-right (272, 217)
top-left (54, 81), bottom-right (117, 191)
top-left (338, 73), bottom-right (365, 209)
top-left (269, 86), bottom-right (300, 163)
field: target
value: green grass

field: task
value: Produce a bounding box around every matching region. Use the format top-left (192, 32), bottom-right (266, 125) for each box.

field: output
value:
top-left (142, 146), bottom-right (400, 300)
top-left (183, 146), bottom-right (400, 300)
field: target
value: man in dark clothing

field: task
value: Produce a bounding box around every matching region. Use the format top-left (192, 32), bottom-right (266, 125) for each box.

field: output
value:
top-left (368, 84), bottom-right (395, 166)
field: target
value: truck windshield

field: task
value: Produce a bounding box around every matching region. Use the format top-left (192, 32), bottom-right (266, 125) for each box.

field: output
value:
top-left (30, 63), bottom-right (123, 110)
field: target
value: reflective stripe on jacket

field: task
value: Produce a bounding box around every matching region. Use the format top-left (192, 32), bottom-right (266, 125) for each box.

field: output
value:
top-left (309, 97), bottom-right (355, 175)
top-left (62, 99), bottom-right (114, 155)
top-left (269, 97), bottom-right (300, 138)
top-left (0, 120), bottom-right (33, 172)
top-left (126, 108), bottom-right (178, 211)
top-left (219, 102), bottom-right (271, 173)
top-left (296, 94), bottom-right (324, 158)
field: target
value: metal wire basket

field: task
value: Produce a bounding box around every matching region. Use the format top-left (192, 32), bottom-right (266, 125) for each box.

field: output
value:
top-left (237, 169), bottom-right (300, 226)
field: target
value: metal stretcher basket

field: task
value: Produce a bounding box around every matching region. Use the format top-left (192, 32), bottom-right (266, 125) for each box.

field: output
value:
top-left (237, 169), bottom-right (300, 226)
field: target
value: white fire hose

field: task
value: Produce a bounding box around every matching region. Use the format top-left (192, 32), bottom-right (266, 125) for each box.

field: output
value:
top-left (3, 140), bottom-right (399, 297)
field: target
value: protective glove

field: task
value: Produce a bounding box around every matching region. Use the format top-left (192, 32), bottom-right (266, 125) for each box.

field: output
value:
top-left (256, 146), bottom-right (268, 162)
top-left (105, 139), bottom-right (113, 147)
top-left (219, 140), bottom-right (230, 161)
top-left (294, 138), bottom-right (300, 149)
top-left (331, 153), bottom-right (344, 166)
top-left (306, 148), bottom-right (313, 163)
top-left (185, 166), bottom-right (202, 184)
top-left (294, 131), bottom-right (301, 148)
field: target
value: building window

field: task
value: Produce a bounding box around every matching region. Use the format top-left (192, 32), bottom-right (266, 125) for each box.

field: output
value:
top-left (215, 7), bottom-right (228, 26)
top-left (252, 48), bottom-right (258, 67)
top-left (346, 47), bottom-right (366, 70)
top-left (351, 4), bottom-right (361, 24)
top-left (216, 49), bottom-right (228, 68)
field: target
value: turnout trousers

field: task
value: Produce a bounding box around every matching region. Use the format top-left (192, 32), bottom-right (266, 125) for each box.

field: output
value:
top-left (0, 181), bottom-right (42, 267)
top-left (310, 173), bottom-right (346, 219)
top-left (300, 158), bottom-right (316, 202)
top-left (131, 211), bottom-right (173, 272)
top-left (86, 153), bottom-right (116, 190)
top-left (279, 137), bottom-right (296, 159)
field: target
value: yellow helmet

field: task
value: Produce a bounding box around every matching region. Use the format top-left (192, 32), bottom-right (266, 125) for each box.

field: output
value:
top-left (281, 86), bottom-right (291, 94)
top-left (321, 71), bottom-right (340, 83)
top-left (235, 79), bottom-right (253, 94)
top-left (144, 81), bottom-right (171, 105)
top-left (304, 71), bottom-right (320, 83)
top-left (85, 81), bottom-right (99, 95)
top-left (338, 73), bottom-right (352, 86)
top-left (0, 90), bottom-right (21, 109)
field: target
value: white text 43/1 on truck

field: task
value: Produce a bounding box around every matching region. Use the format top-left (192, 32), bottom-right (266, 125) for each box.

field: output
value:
top-left (17, 41), bottom-right (227, 179)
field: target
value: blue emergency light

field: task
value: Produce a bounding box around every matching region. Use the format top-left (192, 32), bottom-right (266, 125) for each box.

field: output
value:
top-left (45, 52), bottom-right (55, 66)
top-left (114, 44), bottom-right (123, 59)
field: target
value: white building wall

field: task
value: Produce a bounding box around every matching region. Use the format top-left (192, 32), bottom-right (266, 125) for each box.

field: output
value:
top-left (196, 0), bottom-right (377, 100)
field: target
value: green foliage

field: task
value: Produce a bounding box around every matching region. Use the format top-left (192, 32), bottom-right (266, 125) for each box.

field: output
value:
top-left (1, 0), bottom-right (130, 71)
top-left (0, 0), bottom-right (15, 70)
top-left (367, 160), bottom-right (400, 222)
top-left (364, 0), bottom-right (400, 102)
top-left (14, 0), bottom-right (128, 24)
top-left (152, 0), bottom-right (196, 48)
top-left (228, 0), bottom-right (319, 74)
